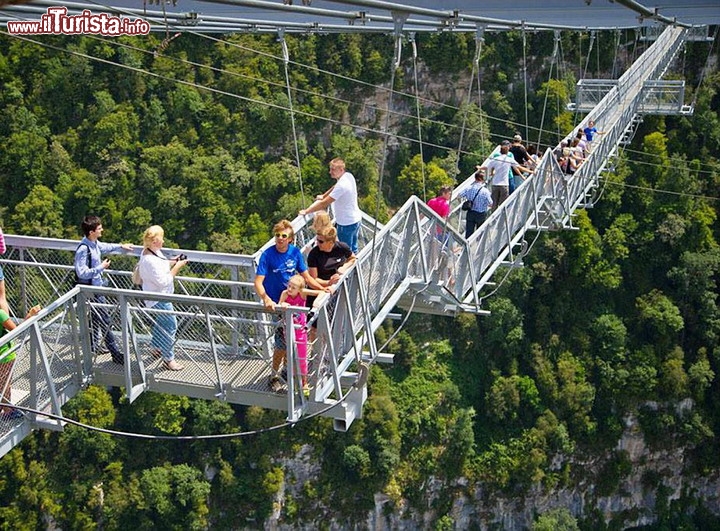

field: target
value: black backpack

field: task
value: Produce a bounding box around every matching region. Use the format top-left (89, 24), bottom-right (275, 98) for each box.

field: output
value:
top-left (74, 243), bottom-right (92, 285)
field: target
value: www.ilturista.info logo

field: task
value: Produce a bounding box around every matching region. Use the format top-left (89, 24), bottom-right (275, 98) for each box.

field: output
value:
top-left (6, 7), bottom-right (151, 36)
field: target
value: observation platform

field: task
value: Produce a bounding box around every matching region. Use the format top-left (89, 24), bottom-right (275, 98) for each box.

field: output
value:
top-left (0, 24), bottom-right (696, 458)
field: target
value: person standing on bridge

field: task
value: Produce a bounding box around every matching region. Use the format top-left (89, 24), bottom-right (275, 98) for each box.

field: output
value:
top-left (254, 220), bottom-right (328, 392)
top-left (279, 274), bottom-right (328, 396)
top-left (299, 158), bottom-right (362, 254)
top-left (427, 185), bottom-right (453, 244)
top-left (74, 215), bottom-right (134, 365)
top-left (138, 225), bottom-right (188, 371)
top-left (509, 134), bottom-right (531, 193)
top-left (311, 210), bottom-right (332, 235)
top-left (306, 225), bottom-right (356, 342)
top-left (428, 185), bottom-right (453, 220)
top-left (583, 120), bottom-right (605, 152)
top-left (482, 141), bottom-right (534, 209)
top-left (461, 168), bottom-right (493, 238)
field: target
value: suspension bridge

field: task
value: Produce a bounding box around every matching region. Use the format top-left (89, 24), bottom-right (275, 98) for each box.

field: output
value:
top-left (0, 0), bottom-right (714, 458)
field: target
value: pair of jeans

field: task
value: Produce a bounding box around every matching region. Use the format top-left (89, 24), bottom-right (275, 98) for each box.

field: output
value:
top-left (465, 209), bottom-right (488, 239)
top-left (151, 301), bottom-right (177, 362)
top-left (336, 221), bottom-right (360, 254)
top-left (90, 294), bottom-right (121, 359)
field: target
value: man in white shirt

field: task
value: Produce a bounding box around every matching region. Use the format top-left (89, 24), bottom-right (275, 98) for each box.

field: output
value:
top-left (482, 141), bottom-right (534, 209)
top-left (300, 158), bottom-right (362, 254)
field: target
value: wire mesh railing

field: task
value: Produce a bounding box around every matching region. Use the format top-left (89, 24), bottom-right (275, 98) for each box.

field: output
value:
top-left (0, 275), bottom-right (383, 456)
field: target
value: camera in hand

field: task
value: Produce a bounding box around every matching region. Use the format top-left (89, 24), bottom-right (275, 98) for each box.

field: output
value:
top-left (176, 253), bottom-right (187, 261)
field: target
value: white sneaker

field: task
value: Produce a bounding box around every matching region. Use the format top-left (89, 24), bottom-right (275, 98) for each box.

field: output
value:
top-left (164, 360), bottom-right (184, 371)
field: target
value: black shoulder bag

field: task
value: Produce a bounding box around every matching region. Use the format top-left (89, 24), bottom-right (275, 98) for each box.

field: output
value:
top-left (461, 187), bottom-right (481, 211)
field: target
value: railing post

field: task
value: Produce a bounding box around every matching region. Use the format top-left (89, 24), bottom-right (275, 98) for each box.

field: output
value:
top-left (28, 321), bottom-right (63, 430)
top-left (412, 202), bottom-right (431, 283)
top-left (18, 248), bottom-right (28, 315)
top-left (76, 290), bottom-right (94, 377)
top-left (204, 308), bottom-right (225, 399)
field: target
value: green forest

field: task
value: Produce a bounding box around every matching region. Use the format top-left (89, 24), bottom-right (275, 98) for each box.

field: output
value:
top-left (0, 27), bottom-right (719, 529)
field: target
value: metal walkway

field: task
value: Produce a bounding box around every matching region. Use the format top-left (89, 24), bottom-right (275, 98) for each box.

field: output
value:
top-left (0, 25), bottom-right (693, 457)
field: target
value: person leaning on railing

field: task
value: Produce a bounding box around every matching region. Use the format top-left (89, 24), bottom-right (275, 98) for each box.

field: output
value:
top-left (254, 219), bottom-right (329, 393)
top-left (306, 225), bottom-right (356, 342)
top-left (74, 215), bottom-right (134, 365)
top-left (138, 225), bottom-right (188, 371)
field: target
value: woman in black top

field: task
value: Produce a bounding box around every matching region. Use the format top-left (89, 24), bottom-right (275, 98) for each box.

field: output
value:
top-left (306, 226), bottom-right (356, 338)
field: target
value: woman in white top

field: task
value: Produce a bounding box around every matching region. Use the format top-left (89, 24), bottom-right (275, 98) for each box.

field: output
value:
top-left (138, 225), bottom-right (187, 371)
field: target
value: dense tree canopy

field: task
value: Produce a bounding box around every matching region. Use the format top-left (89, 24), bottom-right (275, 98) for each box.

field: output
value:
top-left (0, 28), bottom-right (718, 528)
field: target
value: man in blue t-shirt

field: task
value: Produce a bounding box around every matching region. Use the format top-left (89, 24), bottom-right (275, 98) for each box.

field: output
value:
top-left (254, 219), bottom-right (327, 391)
top-left (583, 120), bottom-right (604, 151)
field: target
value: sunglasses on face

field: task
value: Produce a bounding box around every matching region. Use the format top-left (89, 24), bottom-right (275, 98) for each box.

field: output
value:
top-left (275, 233), bottom-right (291, 239)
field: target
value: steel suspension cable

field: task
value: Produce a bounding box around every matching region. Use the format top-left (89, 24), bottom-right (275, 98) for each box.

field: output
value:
top-left (575, 30), bottom-right (595, 124)
top-left (556, 31), bottom-right (567, 143)
top-left (3, 23), bottom-right (584, 170)
top-left (475, 56), bottom-right (486, 152)
top-left (410, 33), bottom-right (427, 202)
top-left (536, 31), bottom-right (560, 152)
top-left (0, 9), bottom-right (577, 167)
top-left (0, 25), bottom-right (548, 172)
top-left (454, 24), bottom-right (485, 179)
top-left (582, 30), bottom-right (596, 80)
top-left (279, 31), bottom-right (307, 207)
top-left (522, 26), bottom-right (529, 142)
top-left (6, 382), bottom-right (358, 439)
top-left (445, 25), bottom-right (485, 239)
top-left (611, 29), bottom-right (622, 78)
top-left (368, 17), bottom-right (405, 299)
top-left (689, 26), bottom-right (719, 110)
top-left (631, 28), bottom-right (640, 63)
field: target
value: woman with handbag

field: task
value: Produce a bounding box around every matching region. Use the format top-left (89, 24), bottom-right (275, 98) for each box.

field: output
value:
top-left (138, 225), bottom-right (187, 371)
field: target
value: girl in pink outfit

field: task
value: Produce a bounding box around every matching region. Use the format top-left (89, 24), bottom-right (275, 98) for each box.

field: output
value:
top-left (279, 274), bottom-right (326, 394)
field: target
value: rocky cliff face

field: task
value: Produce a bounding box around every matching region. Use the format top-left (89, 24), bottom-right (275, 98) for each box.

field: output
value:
top-left (270, 408), bottom-right (720, 529)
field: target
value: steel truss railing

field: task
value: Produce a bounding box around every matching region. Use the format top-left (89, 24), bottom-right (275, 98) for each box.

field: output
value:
top-left (0, 26), bottom-right (690, 453)
top-left (389, 27), bottom-right (687, 312)
top-left (0, 273), bottom-right (382, 456)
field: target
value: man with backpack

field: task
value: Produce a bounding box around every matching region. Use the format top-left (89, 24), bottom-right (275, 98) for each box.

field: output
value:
top-left (74, 215), bottom-right (134, 365)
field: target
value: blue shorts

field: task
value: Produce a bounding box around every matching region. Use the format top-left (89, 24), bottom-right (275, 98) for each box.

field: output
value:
top-left (0, 264), bottom-right (4, 282)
